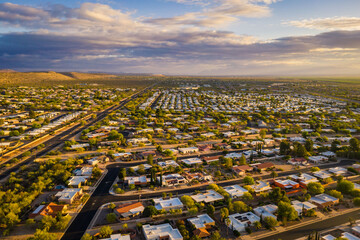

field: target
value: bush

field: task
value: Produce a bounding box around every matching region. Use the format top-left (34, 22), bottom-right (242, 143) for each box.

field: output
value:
top-left (233, 230), bottom-right (241, 237)
top-left (353, 197), bottom-right (360, 207)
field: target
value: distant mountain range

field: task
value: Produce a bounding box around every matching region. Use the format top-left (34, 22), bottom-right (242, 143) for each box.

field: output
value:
top-left (0, 71), bottom-right (119, 85)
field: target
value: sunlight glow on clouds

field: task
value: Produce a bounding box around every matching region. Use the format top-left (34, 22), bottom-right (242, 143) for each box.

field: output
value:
top-left (0, 1), bottom-right (359, 75)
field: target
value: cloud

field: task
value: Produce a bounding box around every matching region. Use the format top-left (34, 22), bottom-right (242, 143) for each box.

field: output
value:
top-left (0, 2), bottom-right (360, 75)
top-left (286, 17), bottom-right (360, 30)
top-left (149, 0), bottom-right (274, 27)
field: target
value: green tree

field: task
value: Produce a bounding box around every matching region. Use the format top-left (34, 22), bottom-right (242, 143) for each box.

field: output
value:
top-left (327, 190), bottom-right (343, 200)
top-left (118, 168), bottom-right (126, 180)
top-left (310, 167), bottom-right (320, 172)
top-left (147, 154), bottom-right (154, 165)
top-left (270, 171), bottom-right (278, 179)
top-left (280, 141), bottom-right (291, 155)
top-left (242, 192), bottom-right (254, 201)
top-left (307, 182), bottom-right (324, 195)
top-left (181, 195), bottom-right (195, 208)
top-left (263, 216), bottom-right (278, 230)
top-left (233, 201), bottom-right (248, 212)
top-left (207, 205), bottom-right (215, 217)
top-left (350, 138), bottom-right (360, 152)
top-left (99, 225), bottom-right (113, 238)
top-left (269, 187), bottom-right (289, 203)
top-left (81, 233), bottom-right (93, 240)
top-left (337, 180), bottom-right (354, 194)
top-left (239, 155), bottom-right (247, 165)
top-left (28, 229), bottom-right (57, 240)
top-left (220, 207), bottom-right (229, 221)
top-left (143, 206), bottom-right (158, 217)
top-left (305, 139), bottom-right (314, 152)
top-left (106, 213), bottom-right (117, 223)
top-left (243, 176), bottom-right (255, 185)
top-left (278, 201), bottom-right (298, 223)
top-left (353, 197), bottom-right (360, 206)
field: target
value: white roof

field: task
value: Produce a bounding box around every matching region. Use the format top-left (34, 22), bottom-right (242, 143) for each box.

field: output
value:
top-left (313, 170), bottom-right (332, 179)
top-left (143, 223), bottom-right (183, 240)
top-left (100, 234), bottom-right (131, 240)
top-left (153, 198), bottom-right (183, 210)
top-left (229, 212), bottom-right (260, 232)
top-left (224, 185), bottom-right (248, 198)
top-left (188, 214), bottom-right (214, 229)
top-left (55, 188), bottom-right (81, 200)
top-left (290, 173), bottom-right (318, 184)
top-left (310, 193), bottom-right (338, 205)
top-left (321, 234), bottom-right (336, 240)
top-left (253, 204), bottom-right (278, 219)
top-left (328, 167), bottom-right (347, 175)
top-left (251, 181), bottom-right (272, 193)
top-left (181, 158), bottom-right (202, 165)
top-left (342, 232), bottom-right (360, 240)
top-left (68, 176), bottom-right (89, 186)
top-left (191, 190), bottom-right (224, 203)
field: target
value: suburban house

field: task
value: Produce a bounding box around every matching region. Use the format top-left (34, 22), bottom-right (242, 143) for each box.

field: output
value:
top-left (114, 202), bottom-right (144, 218)
top-left (73, 167), bottom-right (93, 176)
top-left (29, 203), bottom-right (67, 220)
top-left (310, 193), bottom-right (339, 209)
top-left (181, 158), bottom-right (203, 166)
top-left (232, 165), bottom-right (253, 176)
top-left (252, 162), bottom-right (275, 171)
top-left (191, 190), bottom-right (224, 203)
top-left (55, 188), bottom-right (83, 204)
top-left (159, 174), bottom-right (187, 186)
top-left (188, 214), bottom-right (215, 238)
top-left (183, 172), bottom-right (212, 182)
top-left (202, 155), bottom-right (221, 164)
top-left (99, 234), bottom-right (130, 240)
top-left (153, 198), bottom-right (184, 211)
top-left (251, 181), bottom-right (272, 193)
top-left (178, 147), bottom-right (199, 154)
top-left (253, 204), bottom-right (278, 220)
top-left (228, 212), bottom-right (261, 232)
top-left (272, 179), bottom-right (302, 195)
top-left (290, 173), bottom-right (318, 186)
top-left (67, 176), bottom-right (89, 188)
top-left (328, 167), bottom-right (347, 176)
top-left (313, 170), bottom-right (332, 180)
top-left (308, 155), bottom-right (328, 164)
top-left (143, 224), bottom-right (183, 240)
top-left (291, 200), bottom-right (317, 216)
top-left (124, 176), bottom-right (148, 186)
top-left (288, 157), bottom-right (308, 166)
top-left (224, 185), bottom-right (249, 198)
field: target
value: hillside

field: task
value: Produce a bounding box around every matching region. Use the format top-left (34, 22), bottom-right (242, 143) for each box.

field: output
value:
top-left (60, 72), bottom-right (118, 80)
top-left (0, 71), bottom-right (118, 85)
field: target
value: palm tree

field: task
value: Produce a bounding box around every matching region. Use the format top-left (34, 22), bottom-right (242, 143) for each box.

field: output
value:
top-left (225, 217), bottom-right (231, 236)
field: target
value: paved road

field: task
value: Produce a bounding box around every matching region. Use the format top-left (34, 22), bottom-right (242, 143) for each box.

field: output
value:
top-left (0, 85), bottom-right (154, 181)
top-left (259, 209), bottom-right (360, 240)
top-left (61, 158), bottom-right (356, 240)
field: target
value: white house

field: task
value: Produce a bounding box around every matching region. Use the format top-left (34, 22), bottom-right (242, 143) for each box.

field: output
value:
top-left (191, 190), bottom-right (224, 203)
top-left (153, 198), bottom-right (183, 211)
top-left (224, 185), bottom-right (249, 198)
top-left (229, 212), bottom-right (260, 232)
top-left (253, 204), bottom-right (278, 220)
top-left (143, 224), bottom-right (183, 240)
top-left (178, 147), bottom-right (199, 154)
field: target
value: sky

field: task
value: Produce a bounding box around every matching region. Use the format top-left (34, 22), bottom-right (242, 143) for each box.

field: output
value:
top-left (1, 0), bottom-right (360, 75)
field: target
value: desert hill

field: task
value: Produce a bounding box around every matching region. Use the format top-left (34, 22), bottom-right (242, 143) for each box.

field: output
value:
top-left (0, 71), bottom-right (118, 85)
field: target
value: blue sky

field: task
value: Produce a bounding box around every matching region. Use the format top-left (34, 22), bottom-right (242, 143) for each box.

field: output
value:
top-left (1, 0), bottom-right (360, 75)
